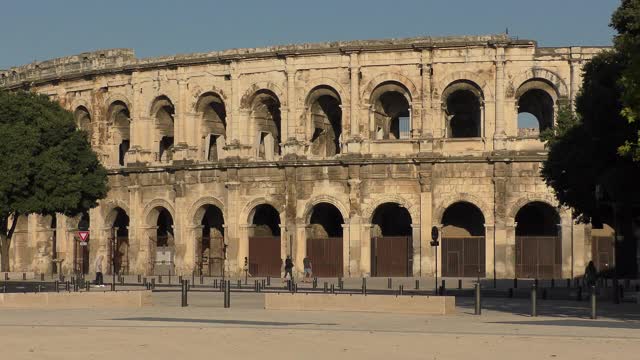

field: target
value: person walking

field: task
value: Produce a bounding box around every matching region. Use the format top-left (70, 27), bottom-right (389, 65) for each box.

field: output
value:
top-left (284, 256), bottom-right (294, 281)
top-left (95, 255), bottom-right (105, 287)
top-left (584, 260), bottom-right (598, 288)
top-left (303, 256), bottom-right (312, 283)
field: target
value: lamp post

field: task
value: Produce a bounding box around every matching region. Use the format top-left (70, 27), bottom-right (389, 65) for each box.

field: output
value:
top-left (430, 226), bottom-right (440, 295)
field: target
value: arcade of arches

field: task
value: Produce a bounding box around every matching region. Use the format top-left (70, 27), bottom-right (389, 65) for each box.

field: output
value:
top-left (2, 35), bottom-right (627, 278)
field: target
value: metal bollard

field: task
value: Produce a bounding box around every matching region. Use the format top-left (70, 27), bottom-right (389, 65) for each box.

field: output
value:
top-left (65, 281), bottom-right (70, 292)
top-left (168, 275), bottom-right (172, 285)
top-left (362, 278), bottom-right (367, 295)
top-left (151, 278), bottom-right (156, 289)
top-left (158, 275), bottom-right (163, 284)
top-left (293, 283), bottom-right (298, 293)
top-left (54, 280), bottom-right (59, 292)
top-left (313, 277), bottom-right (317, 289)
top-left (531, 284), bottom-right (537, 317)
top-left (267, 276), bottom-right (271, 286)
top-left (514, 278), bottom-right (518, 289)
top-left (192, 272), bottom-right (195, 286)
top-left (474, 283), bottom-right (481, 315)
top-left (458, 279), bottom-right (462, 290)
top-left (143, 277), bottom-right (148, 286)
top-left (179, 275), bottom-right (183, 283)
top-left (237, 280), bottom-right (241, 289)
top-left (23, 273), bottom-right (26, 280)
top-left (416, 279), bottom-right (420, 290)
top-left (338, 277), bottom-right (343, 290)
top-left (388, 278), bottom-right (392, 289)
top-left (441, 280), bottom-right (446, 295)
top-left (262, 279), bottom-right (266, 289)
top-left (40, 273), bottom-right (44, 281)
top-left (120, 276), bottom-right (125, 286)
top-left (590, 285), bottom-right (597, 319)
top-left (214, 279), bottom-right (218, 288)
top-left (181, 280), bottom-right (188, 307)
top-left (86, 280), bottom-right (90, 292)
top-left (330, 284), bottom-right (335, 294)
top-left (398, 285), bottom-right (404, 296)
top-left (200, 275), bottom-right (204, 285)
top-left (138, 274), bottom-right (142, 283)
top-left (323, 282), bottom-right (328, 293)
top-left (223, 280), bottom-right (231, 308)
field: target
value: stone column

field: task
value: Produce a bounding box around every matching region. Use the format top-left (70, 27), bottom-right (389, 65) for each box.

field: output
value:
top-left (349, 52), bottom-right (360, 139)
top-left (295, 224), bottom-right (307, 278)
top-left (238, 224), bottom-right (252, 275)
top-left (484, 224), bottom-right (495, 279)
top-left (341, 223), bottom-right (351, 277)
top-left (285, 60), bottom-right (296, 143)
top-left (569, 48), bottom-right (583, 109)
top-left (411, 224), bottom-right (421, 276)
top-left (420, 50), bottom-right (432, 138)
top-left (503, 222), bottom-right (516, 278)
top-left (360, 223), bottom-right (372, 276)
top-left (494, 46), bottom-right (506, 146)
top-left (348, 216), bottom-right (362, 277)
top-left (559, 212), bottom-right (573, 279)
top-left (419, 167), bottom-right (433, 277)
top-left (225, 180), bottom-right (241, 274)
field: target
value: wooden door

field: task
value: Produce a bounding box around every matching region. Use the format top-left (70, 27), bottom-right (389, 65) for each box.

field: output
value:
top-left (371, 237), bottom-right (411, 277)
top-left (249, 236), bottom-right (281, 276)
top-left (306, 237), bottom-right (343, 277)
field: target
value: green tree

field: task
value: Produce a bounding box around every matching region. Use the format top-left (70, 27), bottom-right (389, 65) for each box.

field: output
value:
top-left (0, 91), bottom-right (108, 272)
top-left (612, 0), bottom-right (640, 160)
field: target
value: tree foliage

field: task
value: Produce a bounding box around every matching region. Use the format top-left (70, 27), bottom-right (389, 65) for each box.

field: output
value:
top-left (612, 0), bottom-right (640, 160)
top-left (0, 91), bottom-right (108, 271)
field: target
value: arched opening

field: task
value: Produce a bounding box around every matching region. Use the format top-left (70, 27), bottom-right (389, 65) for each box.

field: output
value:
top-left (152, 207), bottom-right (174, 275)
top-left (591, 223), bottom-right (615, 273)
top-left (197, 205), bottom-right (225, 276)
top-left (251, 90), bottom-right (281, 160)
top-left (308, 86), bottom-right (342, 156)
top-left (307, 203), bottom-right (344, 277)
top-left (108, 101), bottom-right (131, 166)
top-left (151, 96), bottom-right (175, 162)
top-left (74, 213), bottom-right (90, 275)
top-left (196, 93), bottom-right (227, 161)
top-left (109, 208), bottom-right (130, 275)
top-left (370, 82), bottom-right (411, 140)
top-left (517, 88), bottom-right (554, 137)
top-left (248, 204), bottom-right (281, 276)
top-left (74, 106), bottom-right (92, 141)
top-left (444, 81), bottom-right (483, 138)
top-left (371, 203), bottom-right (412, 276)
top-left (441, 202), bottom-right (486, 277)
top-left (515, 202), bottom-right (561, 279)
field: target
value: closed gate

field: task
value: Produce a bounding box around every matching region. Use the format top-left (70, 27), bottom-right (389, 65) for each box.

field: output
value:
top-left (516, 236), bottom-right (562, 279)
top-left (592, 235), bottom-right (614, 272)
top-left (249, 236), bottom-right (281, 277)
top-left (442, 236), bottom-right (486, 277)
top-left (371, 237), bottom-right (411, 277)
top-left (307, 237), bottom-right (343, 277)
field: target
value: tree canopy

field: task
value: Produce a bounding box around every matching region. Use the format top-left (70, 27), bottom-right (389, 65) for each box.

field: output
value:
top-left (0, 91), bottom-right (108, 271)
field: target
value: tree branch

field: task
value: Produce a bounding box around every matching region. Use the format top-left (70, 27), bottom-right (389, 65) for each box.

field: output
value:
top-left (7, 213), bottom-right (19, 242)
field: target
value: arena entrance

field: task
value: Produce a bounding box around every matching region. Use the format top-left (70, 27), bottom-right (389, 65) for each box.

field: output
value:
top-left (74, 213), bottom-right (90, 275)
top-left (197, 205), bottom-right (225, 276)
top-left (149, 207), bottom-right (175, 275)
top-left (591, 223), bottom-right (615, 272)
top-left (110, 208), bottom-right (130, 275)
top-left (441, 202), bottom-right (486, 278)
top-left (248, 204), bottom-right (281, 277)
top-left (371, 203), bottom-right (412, 277)
top-left (515, 202), bottom-right (561, 279)
top-left (307, 203), bottom-right (343, 277)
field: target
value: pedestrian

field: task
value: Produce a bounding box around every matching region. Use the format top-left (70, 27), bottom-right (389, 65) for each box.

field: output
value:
top-left (584, 260), bottom-right (597, 288)
top-left (284, 256), bottom-right (294, 281)
top-left (95, 255), bottom-right (104, 287)
top-left (303, 256), bottom-right (312, 283)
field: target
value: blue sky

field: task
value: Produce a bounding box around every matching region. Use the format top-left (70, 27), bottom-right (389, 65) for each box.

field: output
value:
top-left (1, 0), bottom-right (620, 69)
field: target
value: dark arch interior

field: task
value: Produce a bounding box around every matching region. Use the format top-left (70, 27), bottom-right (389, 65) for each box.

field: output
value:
top-left (518, 89), bottom-right (554, 132)
top-left (442, 202), bottom-right (485, 236)
top-left (109, 102), bottom-right (131, 166)
top-left (515, 202), bottom-right (560, 236)
top-left (113, 208), bottom-right (130, 238)
top-left (201, 205), bottom-right (224, 238)
top-left (447, 90), bottom-right (481, 138)
top-left (309, 203), bottom-right (344, 237)
top-left (373, 91), bottom-right (410, 140)
top-left (153, 98), bottom-right (175, 161)
top-left (78, 213), bottom-right (90, 231)
top-left (252, 204), bottom-right (281, 236)
top-left (372, 203), bottom-right (412, 236)
top-left (310, 94), bottom-right (342, 156)
top-left (74, 106), bottom-right (92, 136)
top-left (156, 208), bottom-right (174, 246)
top-left (253, 91), bottom-right (282, 158)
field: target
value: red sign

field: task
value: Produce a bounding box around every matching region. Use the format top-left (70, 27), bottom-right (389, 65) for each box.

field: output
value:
top-left (78, 231), bottom-right (89, 241)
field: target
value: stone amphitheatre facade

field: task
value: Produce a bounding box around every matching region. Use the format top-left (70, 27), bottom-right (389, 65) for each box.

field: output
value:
top-left (0, 34), bottom-right (613, 280)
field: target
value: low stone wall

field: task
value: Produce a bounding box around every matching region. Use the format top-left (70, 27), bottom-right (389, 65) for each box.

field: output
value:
top-left (265, 293), bottom-right (455, 315)
top-left (1, 272), bottom-right (35, 280)
top-left (0, 291), bottom-right (152, 309)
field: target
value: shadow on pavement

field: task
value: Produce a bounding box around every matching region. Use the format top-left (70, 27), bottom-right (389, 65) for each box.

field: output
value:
top-left (112, 317), bottom-right (337, 327)
top-left (488, 319), bottom-right (640, 329)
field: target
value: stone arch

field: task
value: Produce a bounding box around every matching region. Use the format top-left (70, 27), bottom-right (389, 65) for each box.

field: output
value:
top-left (239, 81), bottom-right (286, 109)
top-left (102, 200), bottom-right (132, 225)
top-left (436, 71), bottom-right (493, 101)
top-left (103, 94), bottom-right (132, 116)
top-left (143, 199), bottom-right (176, 226)
top-left (301, 78), bottom-right (347, 107)
top-left (434, 193), bottom-right (493, 225)
top-left (301, 195), bottom-right (349, 224)
top-left (511, 68), bottom-right (569, 100)
top-left (304, 84), bottom-right (343, 156)
top-left (69, 98), bottom-right (91, 114)
top-left (363, 195), bottom-right (418, 224)
top-left (361, 73), bottom-right (418, 105)
top-left (188, 196), bottom-right (226, 225)
top-left (149, 95), bottom-right (175, 117)
top-left (507, 195), bottom-right (560, 225)
top-left (241, 198), bottom-right (285, 225)
top-left (190, 85), bottom-right (229, 111)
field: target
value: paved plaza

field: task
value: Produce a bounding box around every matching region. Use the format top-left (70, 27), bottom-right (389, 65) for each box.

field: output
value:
top-left (0, 291), bottom-right (638, 360)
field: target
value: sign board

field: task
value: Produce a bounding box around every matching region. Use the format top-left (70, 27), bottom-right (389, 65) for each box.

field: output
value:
top-left (79, 241), bottom-right (88, 246)
top-left (78, 231), bottom-right (90, 242)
